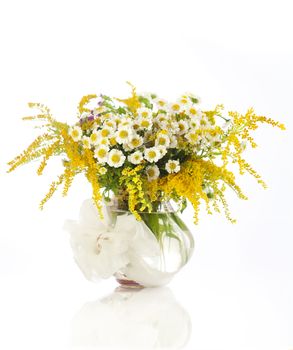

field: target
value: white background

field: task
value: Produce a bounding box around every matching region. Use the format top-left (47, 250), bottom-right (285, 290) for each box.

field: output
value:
top-left (0, 0), bottom-right (292, 349)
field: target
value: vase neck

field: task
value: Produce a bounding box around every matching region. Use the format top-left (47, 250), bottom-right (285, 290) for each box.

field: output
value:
top-left (107, 193), bottom-right (175, 214)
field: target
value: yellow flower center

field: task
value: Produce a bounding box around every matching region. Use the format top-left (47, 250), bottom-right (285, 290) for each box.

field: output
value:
top-left (141, 111), bottom-right (149, 118)
top-left (172, 104), bottom-right (180, 111)
top-left (97, 149), bottom-right (107, 158)
top-left (111, 154), bottom-right (121, 163)
top-left (72, 130), bottom-right (79, 138)
top-left (169, 163), bottom-right (177, 170)
top-left (131, 138), bottom-right (141, 147)
top-left (101, 129), bottom-right (110, 137)
top-left (110, 137), bottom-right (117, 146)
top-left (106, 121), bottom-right (114, 128)
top-left (90, 133), bottom-right (98, 142)
top-left (189, 108), bottom-right (197, 115)
top-left (158, 100), bottom-right (165, 106)
top-left (179, 123), bottom-right (185, 131)
top-left (189, 133), bottom-right (197, 141)
top-left (148, 150), bottom-right (157, 159)
top-left (141, 120), bottom-right (150, 128)
top-left (158, 137), bottom-right (166, 145)
top-left (148, 169), bottom-right (155, 177)
top-left (119, 130), bottom-right (129, 138)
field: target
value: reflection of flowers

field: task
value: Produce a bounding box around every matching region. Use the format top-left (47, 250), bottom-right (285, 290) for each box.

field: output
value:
top-left (64, 199), bottom-right (161, 283)
top-left (71, 287), bottom-right (191, 349)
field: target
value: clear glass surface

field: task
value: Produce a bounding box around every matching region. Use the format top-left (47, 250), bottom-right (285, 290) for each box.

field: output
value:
top-left (105, 199), bottom-right (195, 287)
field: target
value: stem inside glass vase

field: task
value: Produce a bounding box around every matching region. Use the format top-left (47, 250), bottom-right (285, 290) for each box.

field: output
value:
top-left (102, 193), bottom-right (194, 287)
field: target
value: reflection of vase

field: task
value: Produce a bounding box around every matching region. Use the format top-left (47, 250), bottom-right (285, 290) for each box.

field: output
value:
top-left (71, 287), bottom-right (192, 349)
top-left (65, 198), bottom-right (194, 287)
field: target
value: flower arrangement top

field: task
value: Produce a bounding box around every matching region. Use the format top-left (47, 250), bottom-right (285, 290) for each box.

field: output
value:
top-left (8, 83), bottom-right (285, 223)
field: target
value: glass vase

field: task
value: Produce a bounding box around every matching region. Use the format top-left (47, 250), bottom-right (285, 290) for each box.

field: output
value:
top-left (66, 197), bottom-right (194, 288)
top-left (106, 198), bottom-right (195, 288)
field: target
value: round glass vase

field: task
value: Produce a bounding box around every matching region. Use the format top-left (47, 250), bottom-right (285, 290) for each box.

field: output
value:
top-left (106, 199), bottom-right (195, 288)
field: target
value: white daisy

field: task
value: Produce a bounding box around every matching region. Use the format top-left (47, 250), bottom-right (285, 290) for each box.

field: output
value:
top-left (169, 135), bottom-right (178, 148)
top-left (132, 120), bottom-right (141, 132)
top-left (182, 92), bottom-right (201, 104)
top-left (128, 151), bottom-right (143, 165)
top-left (82, 136), bottom-right (91, 149)
top-left (69, 126), bottom-right (83, 142)
top-left (120, 117), bottom-right (133, 127)
top-left (115, 127), bottom-right (132, 144)
top-left (169, 121), bottom-right (180, 134)
top-left (177, 120), bottom-right (189, 135)
top-left (146, 165), bottom-right (160, 181)
top-left (98, 126), bottom-right (112, 138)
top-left (157, 121), bottom-right (169, 131)
top-left (189, 116), bottom-right (201, 129)
top-left (153, 97), bottom-right (168, 110)
top-left (104, 119), bottom-right (116, 130)
top-left (109, 136), bottom-right (118, 147)
top-left (137, 107), bottom-right (152, 119)
top-left (107, 149), bottom-right (126, 168)
top-left (139, 118), bottom-right (153, 131)
top-left (157, 146), bottom-right (167, 158)
top-left (187, 106), bottom-right (201, 117)
top-left (199, 116), bottom-right (212, 129)
top-left (94, 145), bottom-right (109, 163)
top-left (156, 113), bottom-right (168, 124)
top-left (205, 129), bottom-right (222, 144)
top-left (128, 134), bottom-right (144, 150)
top-left (185, 131), bottom-right (200, 145)
top-left (155, 133), bottom-right (170, 148)
top-left (169, 102), bottom-right (182, 114)
top-left (165, 159), bottom-right (180, 174)
top-left (173, 98), bottom-right (190, 113)
top-left (98, 167), bottom-right (107, 175)
top-left (144, 147), bottom-right (161, 163)
top-left (90, 131), bottom-right (99, 145)
top-left (178, 96), bottom-right (191, 107)
top-left (98, 137), bottom-right (110, 147)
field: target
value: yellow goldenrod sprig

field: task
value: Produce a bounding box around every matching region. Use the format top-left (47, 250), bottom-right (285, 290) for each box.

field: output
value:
top-left (37, 140), bottom-right (61, 176)
top-left (62, 166), bottom-right (75, 197)
top-left (120, 165), bottom-right (151, 220)
top-left (39, 174), bottom-right (65, 210)
top-left (84, 149), bottom-right (103, 216)
top-left (7, 134), bottom-right (55, 172)
top-left (116, 81), bottom-right (141, 113)
top-left (78, 94), bottom-right (97, 115)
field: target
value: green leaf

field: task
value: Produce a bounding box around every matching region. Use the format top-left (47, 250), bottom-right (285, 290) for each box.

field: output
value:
top-left (138, 96), bottom-right (153, 109)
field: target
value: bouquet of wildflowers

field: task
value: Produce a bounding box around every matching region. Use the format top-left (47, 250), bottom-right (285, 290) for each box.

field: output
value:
top-left (8, 84), bottom-right (285, 225)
